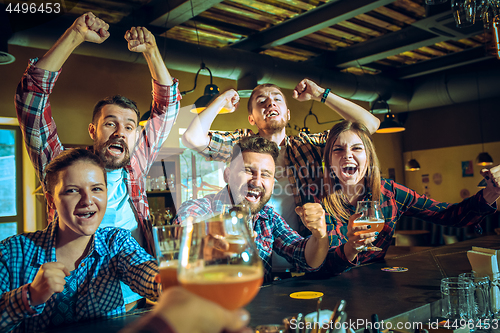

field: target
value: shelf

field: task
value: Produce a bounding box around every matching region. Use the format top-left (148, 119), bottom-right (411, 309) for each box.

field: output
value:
top-left (146, 190), bottom-right (176, 197)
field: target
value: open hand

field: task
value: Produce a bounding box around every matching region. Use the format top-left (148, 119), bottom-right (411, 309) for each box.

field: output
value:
top-left (481, 165), bottom-right (500, 204)
top-left (125, 27), bottom-right (157, 54)
top-left (29, 262), bottom-right (70, 306)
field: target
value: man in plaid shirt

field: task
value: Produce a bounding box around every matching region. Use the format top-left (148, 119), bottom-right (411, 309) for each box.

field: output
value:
top-left (181, 82), bottom-right (379, 272)
top-left (173, 136), bottom-right (329, 282)
top-left (15, 13), bottom-right (180, 309)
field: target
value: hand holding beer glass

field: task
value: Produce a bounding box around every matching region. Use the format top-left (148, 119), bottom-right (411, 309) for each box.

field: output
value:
top-left (152, 225), bottom-right (182, 291)
top-left (353, 201), bottom-right (384, 252)
top-left (177, 212), bottom-right (263, 310)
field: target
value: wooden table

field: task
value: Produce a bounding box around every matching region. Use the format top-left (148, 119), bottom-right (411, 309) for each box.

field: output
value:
top-left (43, 235), bottom-right (500, 332)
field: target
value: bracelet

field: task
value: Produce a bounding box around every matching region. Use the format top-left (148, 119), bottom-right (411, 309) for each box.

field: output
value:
top-left (321, 88), bottom-right (330, 103)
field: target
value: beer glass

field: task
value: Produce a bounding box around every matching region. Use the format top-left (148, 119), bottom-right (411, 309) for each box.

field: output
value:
top-left (152, 225), bottom-right (182, 291)
top-left (353, 201), bottom-right (384, 252)
top-left (177, 213), bottom-right (263, 310)
top-left (221, 203), bottom-right (253, 235)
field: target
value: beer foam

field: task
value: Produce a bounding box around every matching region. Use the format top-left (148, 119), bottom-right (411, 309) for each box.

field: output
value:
top-left (159, 259), bottom-right (179, 268)
top-left (225, 236), bottom-right (246, 244)
top-left (180, 265), bottom-right (263, 284)
top-left (354, 219), bottom-right (384, 224)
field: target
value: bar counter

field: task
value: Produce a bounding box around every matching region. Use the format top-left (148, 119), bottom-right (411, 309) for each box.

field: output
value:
top-left (43, 234), bottom-right (500, 332)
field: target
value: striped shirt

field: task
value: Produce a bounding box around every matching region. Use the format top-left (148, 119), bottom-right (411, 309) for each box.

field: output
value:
top-left (200, 129), bottom-right (329, 208)
top-left (15, 59), bottom-right (181, 256)
top-left (320, 179), bottom-right (497, 274)
top-left (172, 187), bottom-right (320, 282)
top-left (0, 221), bottom-right (160, 332)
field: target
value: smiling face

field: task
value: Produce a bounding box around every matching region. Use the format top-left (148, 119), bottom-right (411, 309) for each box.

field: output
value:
top-left (46, 161), bottom-right (107, 239)
top-left (89, 104), bottom-right (139, 169)
top-left (248, 86), bottom-right (290, 133)
top-left (227, 151), bottom-right (275, 214)
top-left (329, 130), bottom-right (368, 187)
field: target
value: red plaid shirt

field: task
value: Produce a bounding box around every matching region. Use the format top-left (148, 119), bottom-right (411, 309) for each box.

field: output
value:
top-left (15, 59), bottom-right (181, 255)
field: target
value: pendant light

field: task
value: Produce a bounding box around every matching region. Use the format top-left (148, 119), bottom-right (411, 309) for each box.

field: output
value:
top-left (373, 99), bottom-right (405, 134)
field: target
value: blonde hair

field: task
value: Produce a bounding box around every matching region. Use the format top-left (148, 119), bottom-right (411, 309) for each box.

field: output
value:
top-left (322, 121), bottom-right (381, 221)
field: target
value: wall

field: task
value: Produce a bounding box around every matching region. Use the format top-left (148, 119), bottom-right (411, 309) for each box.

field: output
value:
top-left (404, 142), bottom-right (500, 204)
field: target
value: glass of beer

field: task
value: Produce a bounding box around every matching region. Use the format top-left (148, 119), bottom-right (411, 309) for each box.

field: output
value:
top-left (353, 200), bottom-right (385, 252)
top-left (220, 203), bottom-right (253, 237)
top-left (152, 225), bottom-right (182, 291)
top-left (177, 213), bottom-right (263, 310)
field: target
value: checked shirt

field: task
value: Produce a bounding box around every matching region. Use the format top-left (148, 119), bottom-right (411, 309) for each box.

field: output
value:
top-left (172, 187), bottom-right (320, 282)
top-left (199, 129), bottom-right (329, 208)
top-left (0, 221), bottom-right (160, 332)
top-left (15, 59), bottom-right (181, 256)
top-left (320, 179), bottom-right (497, 274)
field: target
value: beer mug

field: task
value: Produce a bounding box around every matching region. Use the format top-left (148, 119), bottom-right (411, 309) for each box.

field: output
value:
top-left (441, 277), bottom-right (475, 323)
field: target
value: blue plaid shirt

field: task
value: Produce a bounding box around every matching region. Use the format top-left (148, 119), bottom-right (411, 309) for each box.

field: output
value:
top-left (173, 187), bottom-right (320, 282)
top-left (0, 221), bottom-right (160, 332)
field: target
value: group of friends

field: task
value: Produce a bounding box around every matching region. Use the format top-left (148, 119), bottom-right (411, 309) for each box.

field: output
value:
top-left (1, 12), bottom-right (499, 333)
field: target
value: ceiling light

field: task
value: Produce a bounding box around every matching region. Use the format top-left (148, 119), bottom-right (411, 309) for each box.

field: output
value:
top-left (181, 63), bottom-right (233, 114)
top-left (476, 152), bottom-right (494, 166)
top-left (300, 103), bottom-right (340, 133)
top-left (405, 159), bottom-right (421, 171)
top-left (376, 113), bottom-right (405, 133)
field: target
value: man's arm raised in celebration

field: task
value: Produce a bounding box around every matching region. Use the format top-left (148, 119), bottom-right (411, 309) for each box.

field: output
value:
top-left (293, 78), bottom-right (380, 134)
top-left (124, 27), bottom-right (172, 86)
top-left (36, 12), bottom-right (109, 71)
top-left (182, 89), bottom-right (239, 151)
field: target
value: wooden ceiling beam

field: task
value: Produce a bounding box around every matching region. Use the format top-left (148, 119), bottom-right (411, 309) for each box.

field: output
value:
top-left (230, 0), bottom-right (397, 52)
top-left (119, 0), bottom-right (225, 30)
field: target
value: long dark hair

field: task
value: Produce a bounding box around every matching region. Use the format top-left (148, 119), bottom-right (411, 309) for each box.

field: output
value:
top-left (322, 121), bottom-right (381, 221)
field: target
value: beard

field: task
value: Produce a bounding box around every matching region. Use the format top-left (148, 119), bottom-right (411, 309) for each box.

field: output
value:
top-left (230, 184), bottom-right (272, 215)
top-left (93, 137), bottom-right (131, 170)
top-left (266, 117), bottom-right (288, 132)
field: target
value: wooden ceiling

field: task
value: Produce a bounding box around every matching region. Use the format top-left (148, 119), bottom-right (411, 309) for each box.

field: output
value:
top-left (4, 0), bottom-right (496, 81)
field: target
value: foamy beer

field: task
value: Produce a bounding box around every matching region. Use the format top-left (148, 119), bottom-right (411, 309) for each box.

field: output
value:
top-left (152, 225), bottom-right (182, 291)
top-left (178, 214), bottom-right (264, 310)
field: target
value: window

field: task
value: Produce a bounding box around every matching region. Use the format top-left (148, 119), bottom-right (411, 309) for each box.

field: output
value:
top-left (179, 140), bottom-right (225, 202)
top-left (0, 126), bottom-right (23, 241)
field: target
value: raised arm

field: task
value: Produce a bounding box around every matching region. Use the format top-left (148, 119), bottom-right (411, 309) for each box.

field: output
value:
top-left (293, 78), bottom-right (380, 134)
top-left (182, 89), bottom-right (239, 151)
top-left (124, 27), bottom-right (172, 86)
top-left (37, 12), bottom-right (109, 71)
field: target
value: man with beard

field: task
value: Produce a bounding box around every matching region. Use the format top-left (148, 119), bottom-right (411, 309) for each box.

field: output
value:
top-left (173, 136), bottom-right (329, 282)
top-left (15, 13), bottom-right (180, 309)
top-left (181, 81), bottom-right (378, 274)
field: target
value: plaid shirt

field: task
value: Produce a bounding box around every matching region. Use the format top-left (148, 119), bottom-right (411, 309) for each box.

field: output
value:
top-left (15, 59), bottom-right (181, 256)
top-left (200, 129), bottom-right (328, 208)
top-left (0, 221), bottom-right (160, 333)
top-left (172, 187), bottom-right (319, 282)
top-left (320, 179), bottom-right (497, 274)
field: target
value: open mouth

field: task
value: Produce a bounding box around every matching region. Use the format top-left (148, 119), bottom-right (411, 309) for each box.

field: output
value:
top-left (245, 188), bottom-right (263, 203)
top-left (75, 211), bottom-right (96, 219)
top-left (264, 110), bottom-right (279, 120)
top-left (107, 142), bottom-right (125, 156)
top-left (341, 164), bottom-right (358, 178)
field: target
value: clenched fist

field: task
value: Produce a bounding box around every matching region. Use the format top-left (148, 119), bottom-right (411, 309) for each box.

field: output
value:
top-left (29, 262), bottom-right (70, 306)
top-left (295, 203), bottom-right (327, 239)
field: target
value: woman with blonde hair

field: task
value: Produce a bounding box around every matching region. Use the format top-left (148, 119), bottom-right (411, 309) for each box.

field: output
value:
top-left (315, 121), bottom-right (500, 274)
